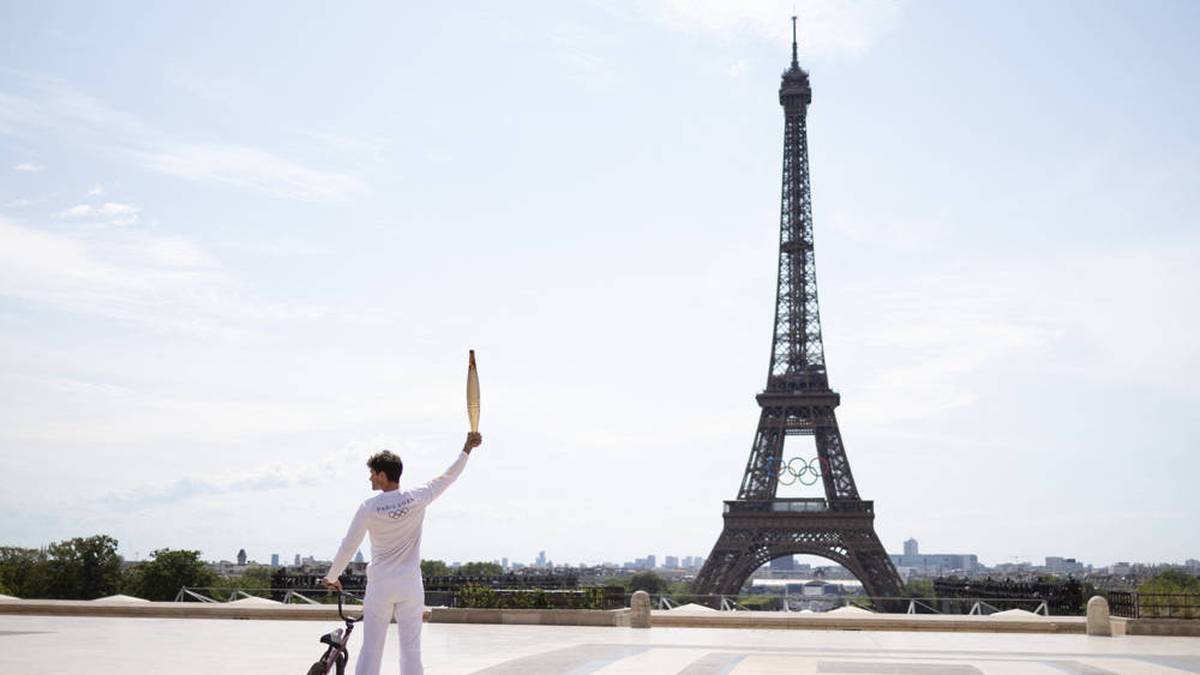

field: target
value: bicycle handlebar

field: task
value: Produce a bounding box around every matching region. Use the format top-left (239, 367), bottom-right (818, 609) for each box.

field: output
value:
top-left (337, 591), bottom-right (363, 624)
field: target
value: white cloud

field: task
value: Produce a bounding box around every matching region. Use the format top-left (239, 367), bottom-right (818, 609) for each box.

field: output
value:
top-left (57, 204), bottom-right (92, 218)
top-left (87, 183), bottom-right (104, 196)
top-left (650, 0), bottom-right (903, 58)
top-left (14, 162), bottom-right (44, 172)
top-left (135, 142), bottom-right (368, 203)
top-left (844, 279), bottom-right (1059, 424)
top-left (103, 441), bottom-right (369, 509)
top-left (306, 131), bottom-right (387, 161)
top-left (828, 211), bottom-right (946, 251)
top-left (839, 236), bottom-right (1200, 425)
top-left (0, 214), bottom-right (378, 340)
top-left (1, 73), bottom-right (369, 203)
top-left (56, 201), bottom-right (141, 226)
top-left (552, 24), bottom-right (623, 87)
top-left (217, 236), bottom-right (327, 257)
top-left (0, 215), bottom-right (240, 334)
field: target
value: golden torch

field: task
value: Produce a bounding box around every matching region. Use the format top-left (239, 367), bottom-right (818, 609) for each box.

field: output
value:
top-left (467, 349), bottom-right (480, 433)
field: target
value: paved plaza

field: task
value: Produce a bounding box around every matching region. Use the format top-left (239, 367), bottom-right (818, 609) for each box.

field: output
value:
top-left (2, 615), bottom-right (1199, 674)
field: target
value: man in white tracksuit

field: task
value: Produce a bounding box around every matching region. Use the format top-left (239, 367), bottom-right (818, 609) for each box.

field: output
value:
top-left (322, 432), bottom-right (481, 675)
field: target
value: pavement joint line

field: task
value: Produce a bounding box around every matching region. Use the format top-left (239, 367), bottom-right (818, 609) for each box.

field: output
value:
top-left (542, 642), bottom-right (1200, 661)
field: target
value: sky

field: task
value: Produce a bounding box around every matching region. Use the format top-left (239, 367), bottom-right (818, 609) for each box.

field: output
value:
top-left (1, 0), bottom-right (1198, 571)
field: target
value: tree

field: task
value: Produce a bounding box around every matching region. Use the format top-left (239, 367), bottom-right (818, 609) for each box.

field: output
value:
top-left (456, 561), bottom-right (503, 577)
top-left (0, 536), bottom-right (123, 600)
top-left (239, 565), bottom-right (273, 589)
top-left (42, 535), bottom-right (123, 599)
top-left (601, 575), bottom-right (630, 590)
top-left (120, 565), bottom-right (145, 597)
top-left (421, 560), bottom-right (449, 578)
top-left (1139, 570), bottom-right (1200, 595)
top-left (903, 579), bottom-right (935, 599)
top-left (130, 549), bottom-right (217, 601)
top-left (0, 547), bottom-right (46, 598)
top-left (1137, 570), bottom-right (1200, 619)
top-left (628, 571), bottom-right (668, 595)
top-left (209, 565), bottom-right (274, 597)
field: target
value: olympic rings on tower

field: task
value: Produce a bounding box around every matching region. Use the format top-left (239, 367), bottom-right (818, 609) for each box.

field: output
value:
top-left (771, 456), bottom-right (821, 486)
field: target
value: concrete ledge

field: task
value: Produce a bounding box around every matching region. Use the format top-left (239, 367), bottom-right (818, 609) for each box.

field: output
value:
top-left (5, 600), bottom-right (1164, 635)
top-left (1126, 618), bottom-right (1200, 637)
top-left (0, 599), bottom-right (347, 621)
top-left (0, 600), bottom-right (630, 627)
top-left (428, 607), bottom-right (630, 627)
top-left (650, 609), bottom-right (1088, 634)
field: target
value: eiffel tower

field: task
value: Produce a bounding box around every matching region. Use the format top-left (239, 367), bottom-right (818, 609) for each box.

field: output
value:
top-left (694, 19), bottom-right (903, 600)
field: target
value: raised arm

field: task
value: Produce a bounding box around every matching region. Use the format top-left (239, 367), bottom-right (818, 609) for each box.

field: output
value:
top-left (323, 502), bottom-right (368, 586)
top-left (408, 433), bottom-right (482, 507)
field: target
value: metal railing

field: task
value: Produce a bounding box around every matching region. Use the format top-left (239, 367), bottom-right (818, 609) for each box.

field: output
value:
top-left (176, 586), bottom-right (1200, 620)
top-left (723, 499), bottom-right (874, 514)
top-left (173, 586), bottom-right (618, 610)
top-left (642, 593), bottom-right (1052, 615)
top-left (1103, 591), bottom-right (1200, 619)
top-left (174, 587), bottom-right (363, 605)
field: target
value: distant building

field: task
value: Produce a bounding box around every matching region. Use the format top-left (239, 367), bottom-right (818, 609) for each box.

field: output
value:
top-left (770, 555), bottom-right (795, 571)
top-left (354, 550), bottom-right (364, 564)
top-left (535, 551), bottom-right (547, 567)
top-left (665, 556), bottom-right (679, 569)
top-left (294, 554), bottom-right (301, 567)
top-left (623, 556), bottom-right (659, 571)
top-left (1111, 562), bottom-right (1132, 576)
top-left (270, 554), bottom-right (279, 567)
top-left (237, 548), bottom-right (247, 566)
top-left (1045, 556), bottom-right (1085, 575)
top-left (502, 557), bottom-right (509, 569)
top-left (802, 579), bottom-right (841, 597)
top-left (891, 540), bottom-right (978, 576)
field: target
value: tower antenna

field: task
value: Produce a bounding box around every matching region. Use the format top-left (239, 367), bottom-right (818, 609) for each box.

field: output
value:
top-left (791, 15), bottom-right (799, 68)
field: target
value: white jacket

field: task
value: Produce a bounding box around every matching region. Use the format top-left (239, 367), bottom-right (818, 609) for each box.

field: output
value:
top-left (325, 452), bottom-right (469, 584)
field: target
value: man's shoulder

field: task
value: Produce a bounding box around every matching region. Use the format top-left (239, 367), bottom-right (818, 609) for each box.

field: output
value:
top-left (361, 490), bottom-right (421, 509)
top-left (359, 493), bottom-right (385, 510)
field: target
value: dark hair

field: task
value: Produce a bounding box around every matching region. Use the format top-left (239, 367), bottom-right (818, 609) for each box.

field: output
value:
top-left (367, 450), bottom-right (403, 482)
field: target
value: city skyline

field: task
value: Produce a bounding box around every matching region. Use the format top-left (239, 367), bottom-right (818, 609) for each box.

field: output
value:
top-left (145, 538), bottom-right (1198, 576)
top-left (2, 2), bottom-right (1198, 569)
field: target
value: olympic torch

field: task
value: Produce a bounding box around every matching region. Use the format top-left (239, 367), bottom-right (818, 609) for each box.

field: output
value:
top-left (466, 350), bottom-right (480, 433)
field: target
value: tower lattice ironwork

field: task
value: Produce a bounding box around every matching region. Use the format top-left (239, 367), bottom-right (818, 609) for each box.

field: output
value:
top-left (694, 19), bottom-right (903, 600)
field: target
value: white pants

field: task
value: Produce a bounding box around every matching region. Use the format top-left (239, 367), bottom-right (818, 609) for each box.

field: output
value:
top-left (355, 577), bottom-right (425, 675)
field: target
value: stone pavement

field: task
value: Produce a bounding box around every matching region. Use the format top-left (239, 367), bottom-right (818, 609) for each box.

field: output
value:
top-left (1, 614), bottom-right (1199, 674)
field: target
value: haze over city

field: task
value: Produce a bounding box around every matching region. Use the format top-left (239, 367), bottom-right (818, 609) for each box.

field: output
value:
top-left (2, 0), bottom-right (1198, 571)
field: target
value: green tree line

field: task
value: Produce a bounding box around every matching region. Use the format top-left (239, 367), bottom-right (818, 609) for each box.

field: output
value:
top-left (419, 560), bottom-right (503, 577)
top-left (0, 534), bottom-right (227, 601)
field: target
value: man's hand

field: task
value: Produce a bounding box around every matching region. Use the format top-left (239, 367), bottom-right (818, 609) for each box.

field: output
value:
top-left (463, 432), bottom-right (483, 454)
top-left (321, 577), bottom-right (343, 592)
